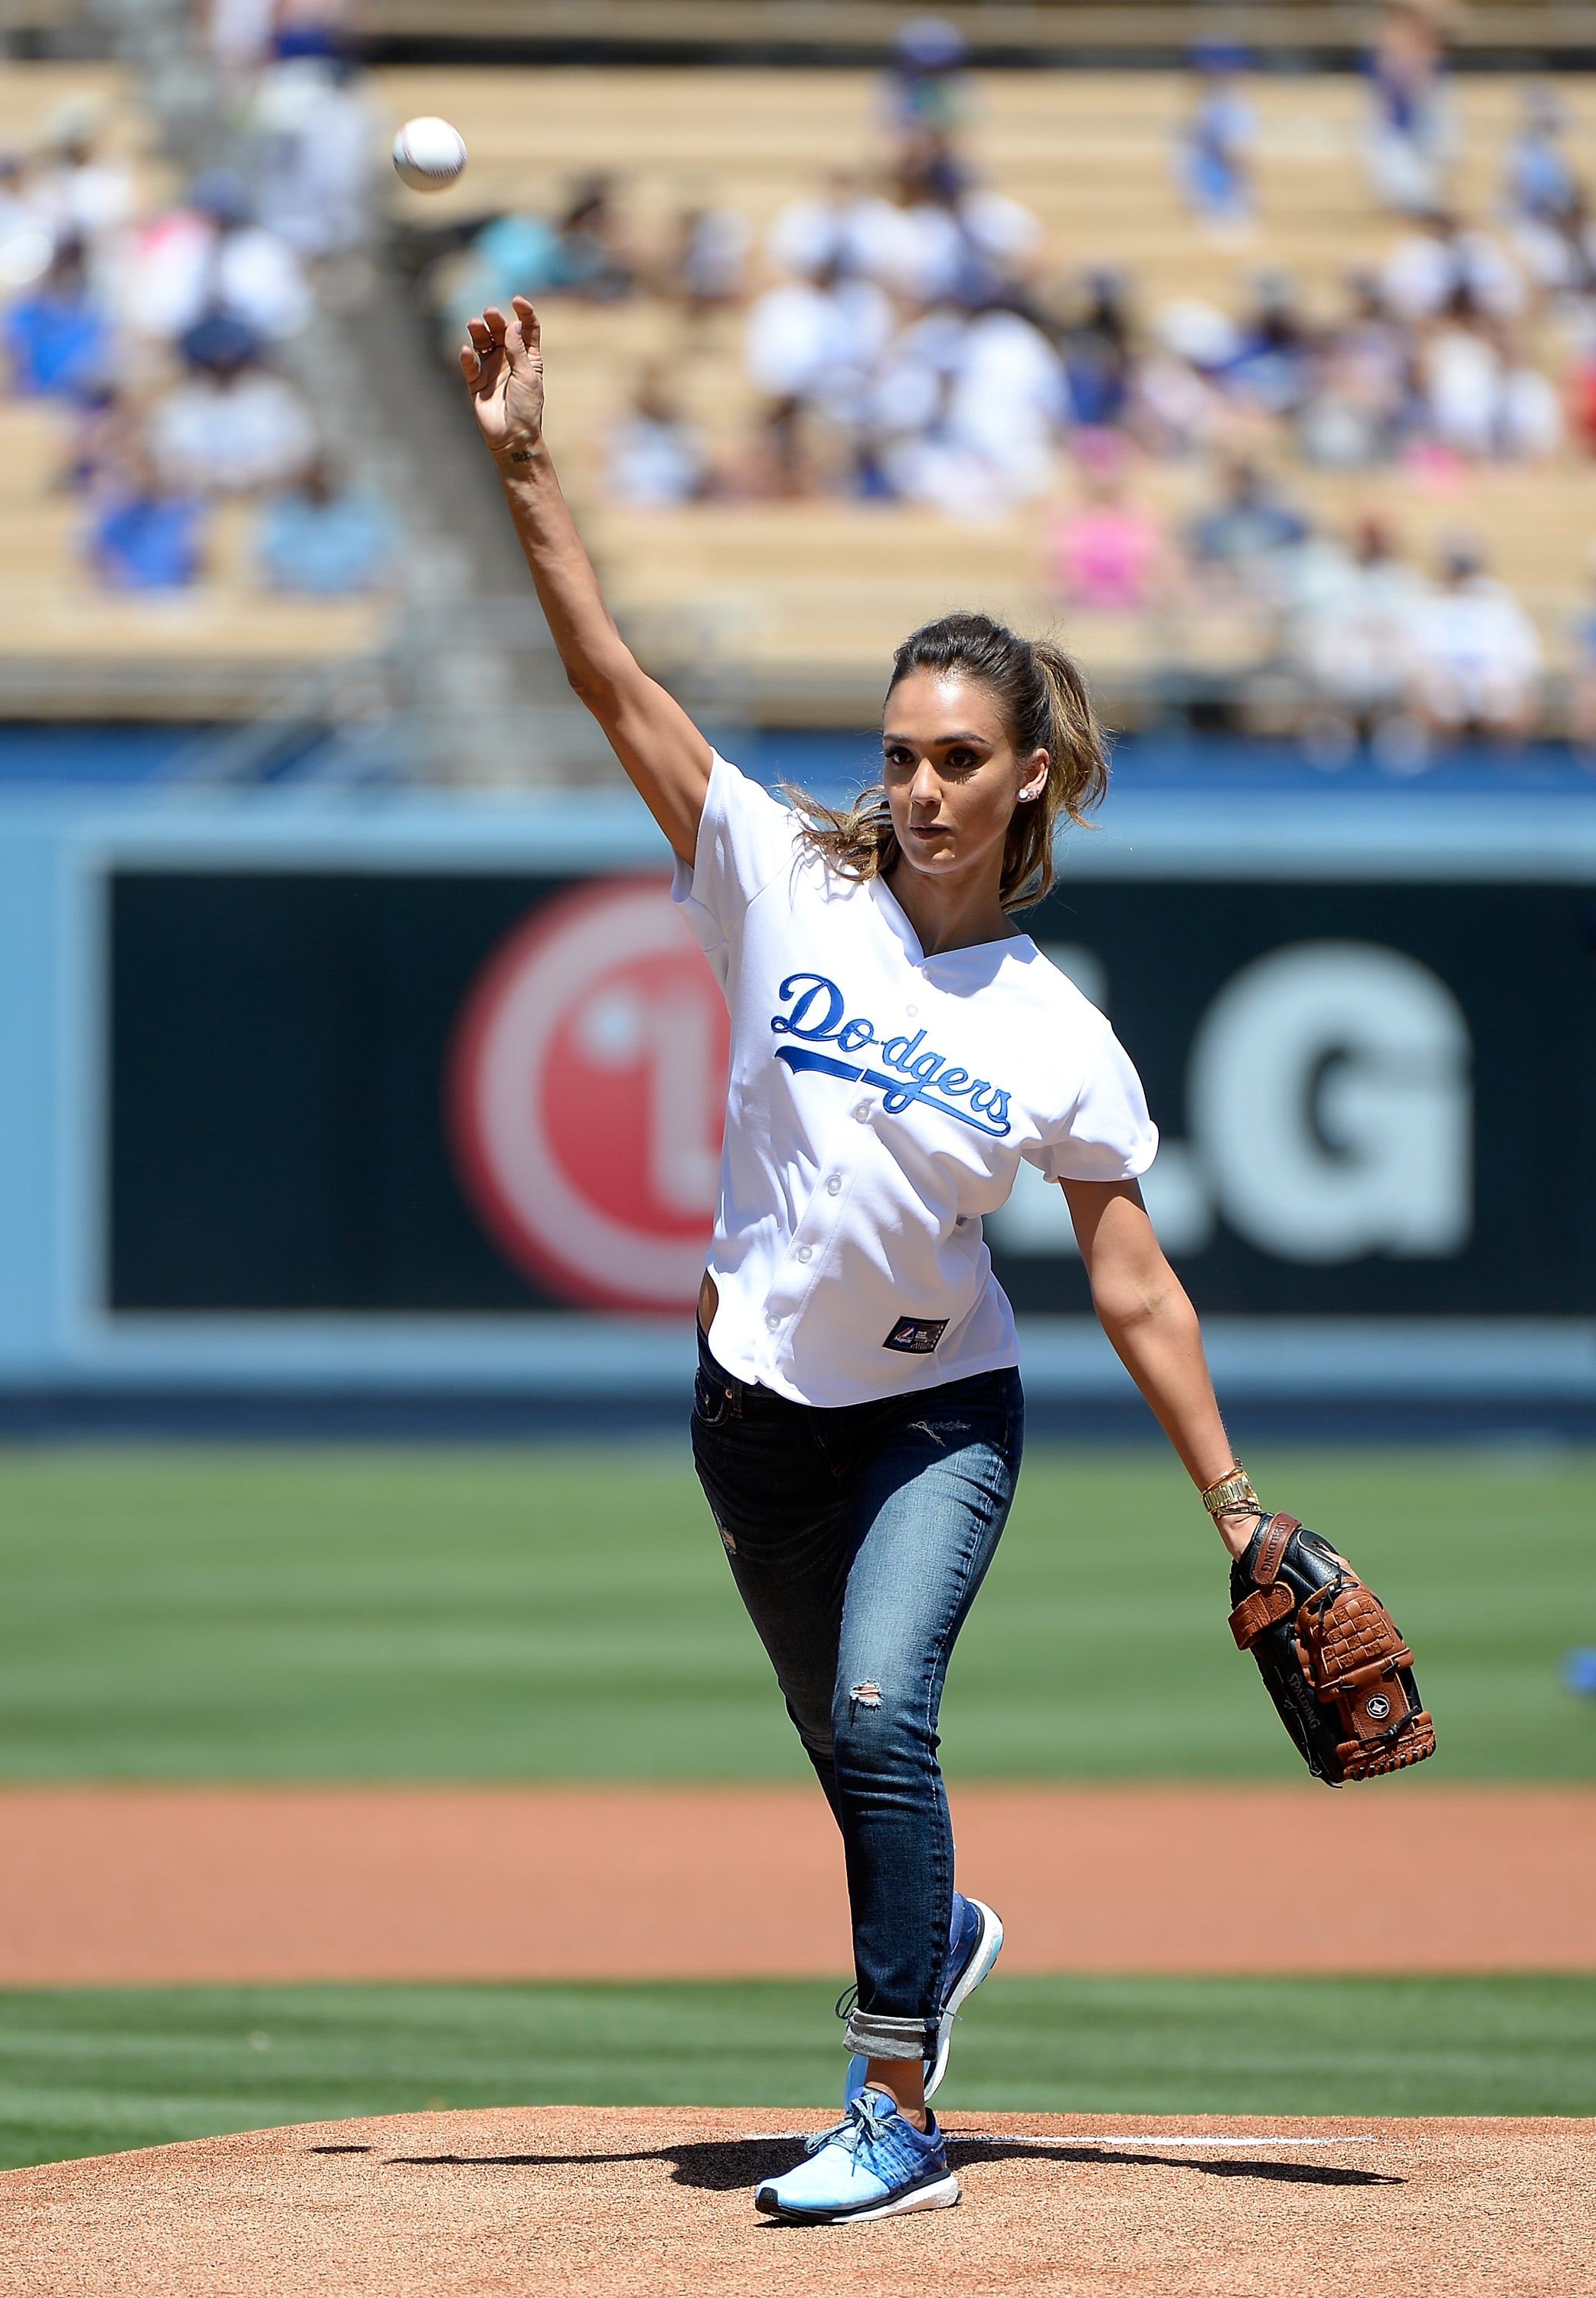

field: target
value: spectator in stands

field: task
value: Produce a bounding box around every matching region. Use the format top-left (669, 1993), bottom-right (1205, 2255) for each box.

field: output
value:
top-left (1503, 87), bottom-right (1577, 233)
top-left (874, 296), bottom-right (1066, 513)
top-left (31, 98), bottom-right (134, 250)
top-left (1566, 316), bottom-right (1596, 455)
top-left (1297, 337), bottom-right (1402, 469)
top-left (246, 54), bottom-right (373, 261)
top-left (1420, 299), bottom-right (1562, 460)
top-left (1408, 535), bottom-right (1541, 740)
top-left (0, 151), bottom-right (52, 293)
top-left (1186, 455), bottom-right (1309, 599)
top-left (123, 169), bottom-right (312, 345)
top-left (442, 176), bottom-right (635, 340)
top-left (1055, 268), bottom-right (1134, 428)
top-left (209, 0), bottom-right (279, 79)
top-left (1129, 315), bottom-right (1231, 460)
top-left (1223, 269), bottom-right (1316, 417)
top-left (767, 168), bottom-right (906, 290)
top-left (745, 256), bottom-right (892, 425)
top-left (149, 313), bottom-right (316, 495)
top-left (1514, 180), bottom-right (1596, 300)
top-left (257, 452), bottom-right (395, 591)
top-left (1362, 2), bottom-right (1454, 215)
top-left (1379, 211), bottom-right (1522, 326)
top-left (1047, 430), bottom-right (1167, 612)
top-left (1293, 515), bottom-right (1424, 749)
top-left (767, 398), bottom-right (831, 499)
top-left (663, 202), bottom-right (749, 314)
top-left (1297, 270), bottom-right (1413, 466)
top-left (881, 15), bottom-right (970, 146)
top-left (885, 139), bottom-right (1042, 309)
top-left (86, 437), bottom-right (206, 591)
top-left (1172, 43), bottom-right (1255, 231)
top-left (545, 175), bottom-right (634, 303)
top-left (606, 367), bottom-right (711, 506)
top-left (2, 234), bottom-right (102, 398)
top-left (273, 0), bottom-right (355, 61)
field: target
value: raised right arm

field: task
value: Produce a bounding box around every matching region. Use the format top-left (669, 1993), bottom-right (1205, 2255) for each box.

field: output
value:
top-left (460, 295), bottom-right (711, 863)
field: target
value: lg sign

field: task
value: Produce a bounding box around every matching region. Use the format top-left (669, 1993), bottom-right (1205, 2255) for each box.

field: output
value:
top-left (451, 889), bottom-right (1473, 1310)
top-left (993, 941), bottom-right (1473, 1266)
top-left (449, 876), bottom-right (728, 1312)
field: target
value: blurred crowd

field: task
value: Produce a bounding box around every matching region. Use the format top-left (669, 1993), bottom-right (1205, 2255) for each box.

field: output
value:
top-left (0, 2), bottom-right (393, 598)
top-left (434, 5), bottom-right (1596, 751)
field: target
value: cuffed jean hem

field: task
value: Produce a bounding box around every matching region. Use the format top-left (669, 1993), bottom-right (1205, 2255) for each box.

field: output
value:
top-left (843, 2009), bottom-right (938, 2061)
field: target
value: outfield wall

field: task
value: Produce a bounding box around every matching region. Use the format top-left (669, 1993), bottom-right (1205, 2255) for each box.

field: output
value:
top-left (1, 777), bottom-right (1593, 1419)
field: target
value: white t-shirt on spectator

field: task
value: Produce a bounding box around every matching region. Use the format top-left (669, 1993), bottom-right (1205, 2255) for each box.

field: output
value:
top-left (888, 190), bottom-right (1041, 302)
top-left (766, 191), bottom-right (908, 287)
top-left (150, 370), bottom-right (316, 493)
top-left (673, 754), bottom-right (1157, 1406)
top-left (123, 211), bottom-right (312, 343)
top-left (1411, 576), bottom-right (1542, 721)
top-left (744, 277), bottom-right (891, 413)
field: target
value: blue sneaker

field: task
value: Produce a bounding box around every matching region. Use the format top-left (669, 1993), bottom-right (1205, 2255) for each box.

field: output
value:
top-left (754, 2090), bottom-right (959, 2224)
top-left (843, 1890), bottom-right (1003, 2109)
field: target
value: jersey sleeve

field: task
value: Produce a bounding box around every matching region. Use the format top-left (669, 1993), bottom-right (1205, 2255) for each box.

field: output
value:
top-left (1029, 1019), bottom-right (1159, 1183)
top-left (671, 750), bottom-right (798, 990)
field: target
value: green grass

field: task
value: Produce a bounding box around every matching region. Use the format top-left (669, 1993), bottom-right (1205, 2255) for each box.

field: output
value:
top-left (1, 1445), bottom-right (1592, 1779)
top-left (1, 1976), bottom-right (1591, 2170)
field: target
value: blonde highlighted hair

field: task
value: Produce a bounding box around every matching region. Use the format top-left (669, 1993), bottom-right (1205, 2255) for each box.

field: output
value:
top-left (785, 612), bottom-right (1107, 912)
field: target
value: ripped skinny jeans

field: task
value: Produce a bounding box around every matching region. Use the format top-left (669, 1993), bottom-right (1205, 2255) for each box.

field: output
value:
top-left (691, 1326), bottom-right (1022, 2063)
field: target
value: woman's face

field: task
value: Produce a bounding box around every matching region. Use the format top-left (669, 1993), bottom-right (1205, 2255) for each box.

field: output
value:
top-left (881, 671), bottom-right (1048, 892)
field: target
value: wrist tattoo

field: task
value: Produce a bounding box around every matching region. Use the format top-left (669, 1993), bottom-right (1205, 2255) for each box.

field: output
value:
top-left (506, 447), bottom-right (535, 463)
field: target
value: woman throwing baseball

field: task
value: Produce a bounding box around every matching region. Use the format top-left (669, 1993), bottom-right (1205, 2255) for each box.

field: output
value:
top-left (463, 297), bottom-right (1267, 2225)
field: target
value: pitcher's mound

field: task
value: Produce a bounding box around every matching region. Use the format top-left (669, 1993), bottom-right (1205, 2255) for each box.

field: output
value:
top-left (2, 2106), bottom-right (1590, 2297)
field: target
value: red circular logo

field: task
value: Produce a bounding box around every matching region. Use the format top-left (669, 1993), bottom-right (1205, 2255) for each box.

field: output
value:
top-left (448, 876), bottom-right (728, 1313)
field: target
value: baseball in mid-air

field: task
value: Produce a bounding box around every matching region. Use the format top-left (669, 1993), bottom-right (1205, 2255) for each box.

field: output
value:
top-left (392, 116), bottom-right (467, 193)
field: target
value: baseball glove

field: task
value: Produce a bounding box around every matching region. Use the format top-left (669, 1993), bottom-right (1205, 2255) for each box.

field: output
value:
top-left (1228, 1513), bottom-right (1435, 1786)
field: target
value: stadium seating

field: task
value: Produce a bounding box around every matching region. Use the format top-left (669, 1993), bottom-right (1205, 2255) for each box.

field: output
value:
top-left (0, 68), bottom-right (385, 717)
top-left (4, 57), bottom-right (1595, 725)
top-left (370, 64), bottom-right (1596, 721)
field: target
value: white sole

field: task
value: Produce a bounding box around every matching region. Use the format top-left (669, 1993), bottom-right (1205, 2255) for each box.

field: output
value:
top-left (924, 1898), bottom-right (1004, 2103)
top-left (842, 2172), bottom-right (961, 2222)
top-left (760, 2173), bottom-right (963, 2226)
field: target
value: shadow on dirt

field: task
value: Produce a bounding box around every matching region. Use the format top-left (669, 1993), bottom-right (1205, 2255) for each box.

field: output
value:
top-left (354, 2137), bottom-right (1403, 2192)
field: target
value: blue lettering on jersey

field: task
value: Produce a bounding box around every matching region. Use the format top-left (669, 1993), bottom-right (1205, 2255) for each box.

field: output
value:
top-left (770, 971), bottom-right (1012, 1138)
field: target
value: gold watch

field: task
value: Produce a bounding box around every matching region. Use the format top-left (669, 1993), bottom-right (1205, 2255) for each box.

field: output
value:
top-left (1201, 1464), bottom-right (1261, 1521)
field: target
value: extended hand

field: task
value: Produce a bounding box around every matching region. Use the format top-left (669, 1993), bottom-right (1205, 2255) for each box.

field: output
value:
top-left (460, 294), bottom-right (545, 465)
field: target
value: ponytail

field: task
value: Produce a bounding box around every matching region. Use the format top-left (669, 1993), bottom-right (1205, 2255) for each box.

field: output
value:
top-left (787, 612), bottom-right (1107, 912)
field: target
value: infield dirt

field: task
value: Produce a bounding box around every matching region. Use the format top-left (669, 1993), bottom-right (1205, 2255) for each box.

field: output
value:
top-left (2, 1782), bottom-right (1591, 1982)
top-left (2, 2106), bottom-right (1590, 2297)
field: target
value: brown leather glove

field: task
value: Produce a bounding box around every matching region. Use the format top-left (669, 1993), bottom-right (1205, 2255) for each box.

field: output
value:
top-left (1229, 1513), bottom-right (1437, 1786)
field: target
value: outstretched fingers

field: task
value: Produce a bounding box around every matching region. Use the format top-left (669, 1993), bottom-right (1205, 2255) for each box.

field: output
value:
top-left (460, 298), bottom-right (544, 409)
top-left (509, 293), bottom-right (541, 352)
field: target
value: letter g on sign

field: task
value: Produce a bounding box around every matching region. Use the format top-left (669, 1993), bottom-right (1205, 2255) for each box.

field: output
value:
top-left (1187, 941), bottom-right (1472, 1263)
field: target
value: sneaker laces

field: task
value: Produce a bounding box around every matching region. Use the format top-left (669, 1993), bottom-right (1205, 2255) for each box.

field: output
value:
top-left (803, 2087), bottom-right (900, 2162)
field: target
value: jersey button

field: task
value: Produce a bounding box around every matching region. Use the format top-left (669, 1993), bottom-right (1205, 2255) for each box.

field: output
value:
top-left (765, 1311), bottom-right (780, 1331)
top-left (905, 1003), bottom-right (918, 1017)
top-left (795, 1244), bottom-right (813, 1263)
top-left (826, 1175), bottom-right (842, 1196)
top-left (852, 1102), bottom-right (872, 1122)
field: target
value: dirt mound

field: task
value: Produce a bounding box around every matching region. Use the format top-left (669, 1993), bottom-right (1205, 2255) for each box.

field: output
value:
top-left (2, 2107), bottom-right (1591, 2296)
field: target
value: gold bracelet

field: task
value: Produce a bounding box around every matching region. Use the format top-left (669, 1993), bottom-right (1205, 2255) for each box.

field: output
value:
top-left (1202, 1464), bottom-right (1261, 1520)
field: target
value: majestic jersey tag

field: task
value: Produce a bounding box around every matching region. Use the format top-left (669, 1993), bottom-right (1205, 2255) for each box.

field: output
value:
top-left (883, 1315), bottom-right (949, 1354)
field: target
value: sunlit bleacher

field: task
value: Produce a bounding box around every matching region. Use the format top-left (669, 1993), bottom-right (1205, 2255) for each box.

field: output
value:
top-left (372, 62), bottom-right (1596, 724)
top-left (0, 65), bottom-right (385, 719)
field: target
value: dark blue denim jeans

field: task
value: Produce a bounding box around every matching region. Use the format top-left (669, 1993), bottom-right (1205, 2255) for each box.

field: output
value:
top-left (691, 1326), bottom-right (1023, 2061)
